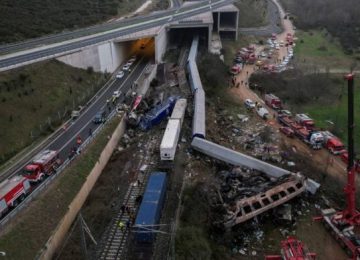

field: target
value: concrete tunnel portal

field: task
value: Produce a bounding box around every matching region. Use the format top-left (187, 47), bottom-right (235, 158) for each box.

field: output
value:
top-left (168, 27), bottom-right (210, 50)
top-left (57, 4), bottom-right (239, 73)
top-left (57, 37), bottom-right (156, 73)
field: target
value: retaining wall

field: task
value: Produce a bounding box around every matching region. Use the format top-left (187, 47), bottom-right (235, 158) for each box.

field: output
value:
top-left (39, 116), bottom-right (126, 260)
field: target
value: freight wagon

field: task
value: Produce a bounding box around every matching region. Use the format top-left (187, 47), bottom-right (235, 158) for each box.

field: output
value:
top-left (170, 99), bottom-right (187, 126)
top-left (134, 172), bottom-right (168, 243)
top-left (160, 119), bottom-right (181, 161)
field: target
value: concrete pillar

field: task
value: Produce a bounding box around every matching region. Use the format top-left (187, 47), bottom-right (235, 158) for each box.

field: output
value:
top-left (235, 10), bottom-right (239, 40)
top-left (155, 26), bottom-right (168, 63)
top-left (208, 25), bottom-right (212, 51)
top-left (217, 12), bottom-right (220, 33)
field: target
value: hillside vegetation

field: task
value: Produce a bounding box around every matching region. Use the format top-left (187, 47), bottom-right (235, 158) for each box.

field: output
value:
top-left (235, 0), bottom-right (268, 28)
top-left (281, 0), bottom-right (360, 55)
top-left (0, 0), bottom-right (145, 43)
top-left (0, 61), bottom-right (106, 165)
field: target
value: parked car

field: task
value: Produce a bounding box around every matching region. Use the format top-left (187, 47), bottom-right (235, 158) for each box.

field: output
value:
top-left (278, 110), bottom-right (292, 116)
top-left (123, 63), bottom-right (131, 71)
top-left (129, 55), bottom-right (136, 63)
top-left (244, 99), bottom-right (256, 109)
top-left (113, 90), bottom-right (121, 99)
top-left (256, 106), bottom-right (270, 120)
top-left (116, 71), bottom-right (124, 79)
top-left (93, 110), bottom-right (106, 124)
top-left (280, 126), bottom-right (295, 137)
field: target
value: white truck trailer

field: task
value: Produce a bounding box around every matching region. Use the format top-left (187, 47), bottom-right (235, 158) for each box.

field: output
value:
top-left (160, 119), bottom-right (181, 161)
top-left (170, 99), bottom-right (187, 126)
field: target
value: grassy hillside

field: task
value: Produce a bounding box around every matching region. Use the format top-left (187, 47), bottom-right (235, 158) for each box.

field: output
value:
top-left (294, 30), bottom-right (355, 69)
top-left (0, 0), bottom-right (146, 43)
top-left (0, 61), bottom-right (106, 165)
top-left (280, 0), bottom-right (360, 54)
top-left (0, 118), bottom-right (119, 259)
top-left (235, 0), bottom-right (268, 28)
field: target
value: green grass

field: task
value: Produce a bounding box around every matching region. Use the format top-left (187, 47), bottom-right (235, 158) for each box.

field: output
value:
top-left (304, 83), bottom-right (360, 151)
top-left (0, 118), bottom-right (119, 259)
top-left (0, 60), bottom-right (106, 165)
top-left (294, 30), bottom-right (356, 69)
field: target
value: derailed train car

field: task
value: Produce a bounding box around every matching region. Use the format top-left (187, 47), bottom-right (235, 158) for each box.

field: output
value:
top-left (187, 36), bottom-right (206, 139)
top-left (134, 172), bottom-right (168, 243)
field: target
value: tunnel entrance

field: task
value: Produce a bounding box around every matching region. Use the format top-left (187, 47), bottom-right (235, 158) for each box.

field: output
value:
top-left (168, 27), bottom-right (210, 50)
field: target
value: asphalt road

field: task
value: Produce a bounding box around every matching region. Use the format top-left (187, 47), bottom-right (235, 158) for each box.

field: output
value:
top-left (0, 0), bottom-right (234, 71)
top-left (2, 55), bottom-right (150, 182)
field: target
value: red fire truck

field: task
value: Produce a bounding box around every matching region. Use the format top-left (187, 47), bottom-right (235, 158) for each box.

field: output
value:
top-left (23, 150), bottom-right (62, 183)
top-left (0, 176), bottom-right (31, 217)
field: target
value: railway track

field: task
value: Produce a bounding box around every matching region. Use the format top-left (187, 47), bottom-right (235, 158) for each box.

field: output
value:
top-left (97, 134), bottom-right (160, 259)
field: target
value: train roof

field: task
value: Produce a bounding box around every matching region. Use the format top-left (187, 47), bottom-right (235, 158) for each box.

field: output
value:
top-left (135, 172), bottom-right (167, 226)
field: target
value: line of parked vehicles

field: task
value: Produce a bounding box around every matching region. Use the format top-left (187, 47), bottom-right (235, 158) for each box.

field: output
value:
top-left (245, 93), bottom-right (351, 165)
top-left (116, 55), bottom-right (137, 79)
top-left (0, 56), bottom-right (140, 218)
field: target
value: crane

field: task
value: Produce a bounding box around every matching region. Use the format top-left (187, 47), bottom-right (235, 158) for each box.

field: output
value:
top-left (318, 74), bottom-right (360, 259)
top-left (265, 236), bottom-right (316, 260)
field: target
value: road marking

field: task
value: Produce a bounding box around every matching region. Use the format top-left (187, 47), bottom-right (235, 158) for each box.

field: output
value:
top-left (57, 58), bottom-right (146, 154)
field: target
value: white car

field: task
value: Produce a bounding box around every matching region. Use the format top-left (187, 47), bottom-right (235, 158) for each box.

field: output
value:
top-left (113, 90), bottom-right (121, 98)
top-left (244, 99), bottom-right (256, 109)
top-left (122, 63), bottom-right (131, 71)
top-left (129, 55), bottom-right (136, 63)
top-left (256, 106), bottom-right (270, 119)
top-left (116, 71), bottom-right (124, 79)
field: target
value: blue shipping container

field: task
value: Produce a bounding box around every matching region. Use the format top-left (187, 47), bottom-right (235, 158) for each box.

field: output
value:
top-left (139, 97), bottom-right (177, 131)
top-left (134, 172), bottom-right (168, 243)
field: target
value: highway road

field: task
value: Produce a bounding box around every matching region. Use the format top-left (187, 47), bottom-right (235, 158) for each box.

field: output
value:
top-left (1, 52), bottom-right (150, 183)
top-left (0, 0), bottom-right (234, 71)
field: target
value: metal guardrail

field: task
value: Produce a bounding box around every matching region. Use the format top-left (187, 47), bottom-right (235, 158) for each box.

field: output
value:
top-left (0, 109), bottom-right (119, 228)
top-left (0, 75), bottom-right (114, 182)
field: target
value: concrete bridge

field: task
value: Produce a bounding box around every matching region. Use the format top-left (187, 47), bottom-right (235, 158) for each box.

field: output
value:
top-left (0, 0), bottom-right (239, 73)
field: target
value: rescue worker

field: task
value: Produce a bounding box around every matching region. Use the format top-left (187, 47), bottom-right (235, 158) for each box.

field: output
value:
top-left (126, 219), bottom-right (131, 229)
top-left (76, 135), bottom-right (82, 145)
top-left (118, 221), bottom-right (125, 231)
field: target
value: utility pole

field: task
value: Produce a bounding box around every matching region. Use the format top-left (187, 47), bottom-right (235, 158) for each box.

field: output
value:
top-left (79, 213), bottom-right (88, 260)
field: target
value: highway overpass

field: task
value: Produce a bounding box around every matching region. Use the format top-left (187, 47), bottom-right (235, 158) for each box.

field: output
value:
top-left (0, 0), bottom-right (238, 73)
